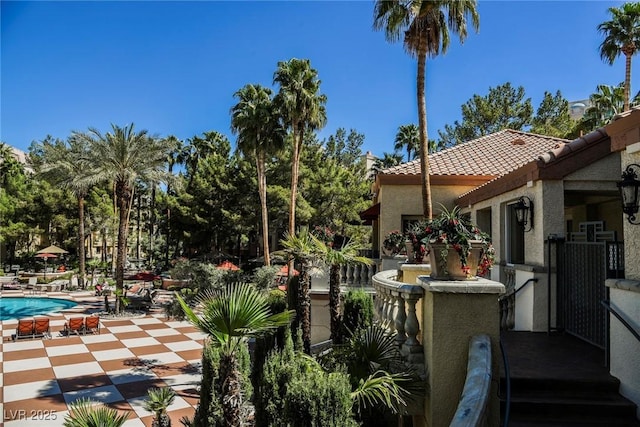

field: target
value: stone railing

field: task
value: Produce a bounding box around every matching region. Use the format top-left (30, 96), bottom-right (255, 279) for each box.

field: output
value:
top-left (339, 263), bottom-right (378, 287)
top-left (372, 269), bottom-right (424, 361)
top-left (499, 266), bottom-right (516, 330)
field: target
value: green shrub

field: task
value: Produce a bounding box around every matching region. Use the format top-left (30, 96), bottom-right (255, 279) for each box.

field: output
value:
top-left (193, 339), bottom-right (252, 427)
top-left (252, 265), bottom-right (280, 290)
top-left (164, 287), bottom-right (198, 320)
top-left (255, 332), bottom-right (357, 427)
top-left (341, 290), bottom-right (374, 339)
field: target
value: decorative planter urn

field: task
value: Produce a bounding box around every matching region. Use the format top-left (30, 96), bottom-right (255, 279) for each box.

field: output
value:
top-left (428, 242), bottom-right (484, 281)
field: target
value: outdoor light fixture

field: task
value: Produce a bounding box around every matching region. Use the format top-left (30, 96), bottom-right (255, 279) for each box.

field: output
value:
top-left (617, 164), bottom-right (640, 225)
top-left (514, 196), bottom-right (534, 232)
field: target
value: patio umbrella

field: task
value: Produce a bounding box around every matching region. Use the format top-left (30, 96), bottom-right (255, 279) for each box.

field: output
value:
top-left (35, 253), bottom-right (57, 280)
top-left (37, 245), bottom-right (68, 254)
top-left (216, 260), bottom-right (240, 271)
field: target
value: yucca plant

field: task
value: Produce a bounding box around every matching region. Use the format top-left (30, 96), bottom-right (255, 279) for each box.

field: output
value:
top-left (144, 387), bottom-right (176, 427)
top-left (63, 398), bottom-right (129, 427)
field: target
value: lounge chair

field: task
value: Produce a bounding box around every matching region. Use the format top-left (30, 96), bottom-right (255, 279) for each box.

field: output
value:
top-left (15, 319), bottom-right (34, 340)
top-left (34, 318), bottom-right (51, 339)
top-left (64, 317), bottom-right (85, 336)
top-left (84, 316), bottom-right (100, 335)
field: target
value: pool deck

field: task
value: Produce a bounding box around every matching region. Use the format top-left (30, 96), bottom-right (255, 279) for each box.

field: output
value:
top-left (0, 289), bottom-right (204, 426)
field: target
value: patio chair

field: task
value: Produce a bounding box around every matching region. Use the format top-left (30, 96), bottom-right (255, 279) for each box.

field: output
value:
top-left (15, 318), bottom-right (34, 340)
top-left (63, 317), bottom-right (85, 336)
top-left (84, 316), bottom-right (100, 335)
top-left (34, 318), bottom-right (51, 339)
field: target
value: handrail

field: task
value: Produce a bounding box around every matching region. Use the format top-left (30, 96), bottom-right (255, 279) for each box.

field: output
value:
top-left (499, 278), bottom-right (538, 300)
top-left (499, 339), bottom-right (511, 427)
top-left (449, 335), bottom-right (492, 427)
top-left (601, 300), bottom-right (640, 343)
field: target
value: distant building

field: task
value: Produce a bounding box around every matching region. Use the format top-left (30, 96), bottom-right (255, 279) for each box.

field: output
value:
top-left (569, 99), bottom-right (591, 121)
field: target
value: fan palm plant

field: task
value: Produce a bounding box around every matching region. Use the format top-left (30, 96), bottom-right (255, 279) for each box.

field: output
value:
top-left (144, 387), bottom-right (176, 427)
top-left (63, 398), bottom-right (129, 427)
top-left (598, 2), bottom-right (640, 112)
top-left (394, 124), bottom-right (419, 162)
top-left (374, 0), bottom-right (479, 219)
top-left (231, 84), bottom-right (286, 267)
top-left (280, 229), bottom-right (324, 354)
top-left (177, 283), bottom-right (293, 427)
top-left (317, 239), bottom-right (372, 344)
top-left (273, 58), bottom-right (327, 236)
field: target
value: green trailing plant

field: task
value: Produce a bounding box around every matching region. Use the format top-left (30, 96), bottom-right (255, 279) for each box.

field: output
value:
top-left (382, 230), bottom-right (406, 256)
top-left (144, 387), bottom-right (176, 427)
top-left (408, 205), bottom-right (494, 276)
top-left (63, 398), bottom-right (129, 427)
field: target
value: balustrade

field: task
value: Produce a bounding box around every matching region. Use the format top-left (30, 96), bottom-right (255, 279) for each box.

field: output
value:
top-left (372, 269), bottom-right (424, 357)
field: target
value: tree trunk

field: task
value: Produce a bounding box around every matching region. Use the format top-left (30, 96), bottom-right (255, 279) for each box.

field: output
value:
top-left (299, 265), bottom-right (312, 354)
top-left (289, 122), bottom-right (300, 236)
top-left (624, 51), bottom-right (632, 112)
top-left (329, 263), bottom-right (341, 344)
top-left (417, 41), bottom-right (433, 220)
top-left (115, 181), bottom-right (131, 313)
top-left (77, 195), bottom-right (86, 289)
top-left (219, 354), bottom-right (242, 427)
top-left (257, 150), bottom-right (271, 266)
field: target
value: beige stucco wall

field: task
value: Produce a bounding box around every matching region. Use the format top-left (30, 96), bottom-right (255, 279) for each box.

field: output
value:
top-left (378, 183), bottom-right (477, 252)
top-left (420, 279), bottom-right (504, 427)
top-left (621, 151), bottom-right (640, 279)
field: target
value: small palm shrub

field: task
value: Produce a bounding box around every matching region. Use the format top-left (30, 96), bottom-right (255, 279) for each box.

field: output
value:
top-left (144, 387), bottom-right (176, 427)
top-left (63, 398), bottom-right (129, 427)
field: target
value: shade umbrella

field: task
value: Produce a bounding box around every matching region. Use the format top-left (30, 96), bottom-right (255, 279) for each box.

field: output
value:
top-left (35, 253), bottom-right (58, 280)
top-left (216, 260), bottom-right (240, 271)
top-left (37, 245), bottom-right (68, 254)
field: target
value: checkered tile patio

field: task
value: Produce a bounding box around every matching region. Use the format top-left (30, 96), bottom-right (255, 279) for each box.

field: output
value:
top-left (0, 290), bottom-right (204, 426)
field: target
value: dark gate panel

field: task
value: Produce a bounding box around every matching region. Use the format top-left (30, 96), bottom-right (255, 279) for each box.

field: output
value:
top-left (557, 242), bottom-right (607, 348)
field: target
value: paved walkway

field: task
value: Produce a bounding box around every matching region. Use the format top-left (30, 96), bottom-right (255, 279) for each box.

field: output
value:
top-left (0, 290), bottom-right (204, 426)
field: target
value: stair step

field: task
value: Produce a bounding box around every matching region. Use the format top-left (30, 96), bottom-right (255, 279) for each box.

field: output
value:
top-left (505, 396), bottom-right (637, 418)
top-left (506, 417), bottom-right (640, 427)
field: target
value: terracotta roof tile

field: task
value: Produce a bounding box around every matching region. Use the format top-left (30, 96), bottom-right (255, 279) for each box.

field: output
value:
top-left (381, 129), bottom-right (568, 178)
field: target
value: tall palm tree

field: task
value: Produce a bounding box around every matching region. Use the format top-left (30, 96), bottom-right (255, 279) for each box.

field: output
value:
top-left (598, 2), bottom-right (640, 112)
top-left (273, 58), bottom-right (327, 236)
top-left (374, 0), bottom-right (479, 219)
top-left (177, 284), bottom-right (293, 427)
top-left (372, 152), bottom-right (404, 173)
top-left (36, 134), bottom-right (93, 288)
top-left (280, 229), bottom-right (324, 354)
top-left (394, 124), bottom-right (419, 161)
top-left (82, 124), bottom-right (170, 312)
top-left (231, 84), bottom-right (285, 267)
top-left (318, 239), bottom-right (372, 344)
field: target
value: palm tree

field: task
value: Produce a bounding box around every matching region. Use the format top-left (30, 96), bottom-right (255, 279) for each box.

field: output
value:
top-left (372, 152), bottom-right (404, 173)
top-left (598, 2), bottom-right (640, 112)
top-left (374, 0), bottom-right (479, 219)
top-left (317, 239), bottom-right (372, 344)
top-left (273, 58), bottom-right (327, 236)
top-left (177, 284), bottom-right (293, 427)
top-left (280, 229), bottom-right (324, 354)
top-left (82, 124), bottom-right (171, 312)
top-left (63, 398), bottom-right (129, 427)
top-left (394, 124), bottom-right (419, 161)
top-left (36, 134), bottom-right (93, 288)
top-left (144, 387), bottom-right (176, 427)
top-left (231, 84), bottom-right (285, 267)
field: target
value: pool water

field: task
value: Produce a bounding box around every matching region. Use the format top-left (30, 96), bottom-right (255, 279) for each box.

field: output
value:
top-left (0, 297), bottom-right (78, 320)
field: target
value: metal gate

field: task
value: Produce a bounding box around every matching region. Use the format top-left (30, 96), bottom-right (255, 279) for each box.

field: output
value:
top-left (557, 241), bottom-right (609, 348)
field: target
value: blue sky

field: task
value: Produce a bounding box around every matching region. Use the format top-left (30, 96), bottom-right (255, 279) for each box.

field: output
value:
top-left (1, 1), bottom-right (629, 157)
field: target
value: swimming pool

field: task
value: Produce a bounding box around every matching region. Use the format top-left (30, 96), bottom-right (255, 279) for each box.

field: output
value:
top-left (0, 297), bottom-right (78, 320)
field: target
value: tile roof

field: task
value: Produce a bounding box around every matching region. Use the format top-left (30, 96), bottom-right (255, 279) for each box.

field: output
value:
top-left (380, 129), bottom-right (568, 178)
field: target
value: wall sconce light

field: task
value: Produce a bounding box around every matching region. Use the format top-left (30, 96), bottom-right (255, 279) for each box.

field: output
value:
top-left (617, 164), bottom-right (640, 225)
top-left (514, 196), bottom-right (534, 232)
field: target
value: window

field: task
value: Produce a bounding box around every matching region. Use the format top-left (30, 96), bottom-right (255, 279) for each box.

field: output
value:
top-left (506, 203), bottom-right (524, 264)
top-left (401, 215), bottom-right (423, 234)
